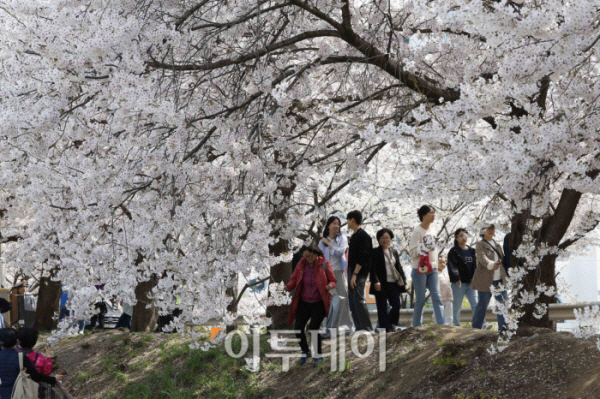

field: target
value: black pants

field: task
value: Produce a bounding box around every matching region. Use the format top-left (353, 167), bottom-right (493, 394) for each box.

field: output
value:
top-left (295, 300), bottom-right (326, 355)
top-left (374, 282), bottom-right (402, 332)
top-left (348, 274), bottom-right (372, 331)
top-left (90, 313), bottom-right (105, 329)
top-left (90, 301), bottom-right (107, 328)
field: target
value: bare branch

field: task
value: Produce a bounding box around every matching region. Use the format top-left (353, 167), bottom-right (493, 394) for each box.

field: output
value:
top-left (147, 30), bottom-right (341, 71)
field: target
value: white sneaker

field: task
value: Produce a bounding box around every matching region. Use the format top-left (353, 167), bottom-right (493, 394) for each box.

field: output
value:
top-left (351, 329), bottom-right (374, 337)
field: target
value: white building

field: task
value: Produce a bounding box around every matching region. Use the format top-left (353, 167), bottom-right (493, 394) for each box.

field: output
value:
top-left (557, 246), bottom-right (600, 332)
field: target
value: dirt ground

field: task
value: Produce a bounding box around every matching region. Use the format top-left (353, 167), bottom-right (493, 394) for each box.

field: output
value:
top-left (48, 325), bottom-right (600, 399)
top-left (49, 329), bottom-right (175, 398)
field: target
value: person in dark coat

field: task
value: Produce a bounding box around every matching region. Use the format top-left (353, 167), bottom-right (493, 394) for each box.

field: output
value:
top-left (0, 328), bottom-right (62, 399)
top-left (370, 228), bottom-right (407, 332)
top-left (346, 210), bottom-right (373, 332)
top-left (446, 228), bottom-right (478, 326)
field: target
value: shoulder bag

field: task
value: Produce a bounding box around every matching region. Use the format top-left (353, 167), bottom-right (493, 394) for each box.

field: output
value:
top-left (12, 351), bottom-right (39, 399)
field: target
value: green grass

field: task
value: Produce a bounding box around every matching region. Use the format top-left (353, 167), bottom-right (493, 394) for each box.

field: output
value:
top-left (105, 333), bottom-right (264, 399)
top-left (75, 370), bottom-right (92, 386)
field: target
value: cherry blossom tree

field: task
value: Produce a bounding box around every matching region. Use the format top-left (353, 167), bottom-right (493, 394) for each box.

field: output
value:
top-left (1, 0), bottom-right (599, 336)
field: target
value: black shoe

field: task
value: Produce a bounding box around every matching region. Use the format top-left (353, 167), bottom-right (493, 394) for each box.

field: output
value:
top-left (313, 357), bottom-right (324, 367)
top-left (298, 351), bottom-right (311, 366)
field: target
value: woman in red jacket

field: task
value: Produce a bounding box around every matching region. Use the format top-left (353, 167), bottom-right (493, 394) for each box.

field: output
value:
top-left (285, 244), bottom-right (336, 367)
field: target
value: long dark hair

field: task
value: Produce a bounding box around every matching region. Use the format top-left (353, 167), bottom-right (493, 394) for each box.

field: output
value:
top-left (323, 216), bottom-right (341, 238)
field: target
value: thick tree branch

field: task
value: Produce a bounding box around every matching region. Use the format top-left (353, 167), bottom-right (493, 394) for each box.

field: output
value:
top-left (148, 30), bottom-right (341, 71)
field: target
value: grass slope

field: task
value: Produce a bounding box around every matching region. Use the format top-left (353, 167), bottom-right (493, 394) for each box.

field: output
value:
top-left (51, 326), bottom-right (600, 399)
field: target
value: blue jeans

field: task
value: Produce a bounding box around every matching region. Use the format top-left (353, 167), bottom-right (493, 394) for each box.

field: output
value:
top-left (411, 268), bottom-right (445, 327)
top-left (451, 282), bottom-right (478, 326)
top-left (59, 307), bottom-right (70, 321)
top-left (115, 313), bottom-right (132, 329)
top-left (472, 280), bottom-right (507, 330)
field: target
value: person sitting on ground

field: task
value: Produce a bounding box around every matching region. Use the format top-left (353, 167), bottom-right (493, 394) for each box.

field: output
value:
top-left (17, 328), bottom-right (53, 375)
top-left (284, 244), bottom-right (336, 367)
top-left (0, 328), bottom-right (62, 399)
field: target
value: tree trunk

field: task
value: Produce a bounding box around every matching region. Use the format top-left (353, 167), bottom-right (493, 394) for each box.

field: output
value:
top-left (508, 211), bottom-right (528, 270)
top-left (267, 235), bottom-right (292, 329)
top-left (226, 278), bottom-right (238, 333)
top-left (511, 188), bottom-right (582, 329)
top-left (34, 277), bottom-right (62, 330)
top-left (520, 254), bottom-right (557, 328)
top-left (131, 278), bottom-right (158, 332)
top-left (266, 163), bottom-right (295, 329)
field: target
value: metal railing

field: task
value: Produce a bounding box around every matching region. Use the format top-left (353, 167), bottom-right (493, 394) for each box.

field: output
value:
top-left (395, 301), bottom-right (600, 324)
top-left (195, 302), bottom-right (600, 327)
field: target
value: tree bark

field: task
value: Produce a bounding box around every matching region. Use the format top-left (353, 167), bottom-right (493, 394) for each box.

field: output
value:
top-left (34, 276), bottom-right (62, 330)
top-left (131, 278), bottom-right (158, 332)
top-left (512, 188), bottom-right (582, 329)
top-left (225, 277), bottom-right (238, 333)
top-left (520, 254), bottom-right (557, 328)
top-left (266, 157), bottom-right (296, 329)
top-left (267, 237), bottom-right (292, 329)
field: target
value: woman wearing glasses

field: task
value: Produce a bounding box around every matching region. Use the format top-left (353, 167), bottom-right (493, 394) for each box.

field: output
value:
top-left (370, 228), bottom-right (407, 332)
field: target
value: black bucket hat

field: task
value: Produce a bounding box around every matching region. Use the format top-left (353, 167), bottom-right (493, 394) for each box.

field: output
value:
top-left (0, 328), bottom-right (17, 347)
top-left (0, 298), bottom-right (11, 314)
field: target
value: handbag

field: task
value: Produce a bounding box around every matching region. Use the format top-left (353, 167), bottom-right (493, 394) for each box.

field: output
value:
top-left (417, 253), bottom-right (433, 274)
top-left (483, 240), bottom-right (503, 260)
top-left (384, 249), bottom-right (405, 285)
top-left (417, 236), bottom-right (435, 274)
top-left (12, 351), bottom-right (39, 399)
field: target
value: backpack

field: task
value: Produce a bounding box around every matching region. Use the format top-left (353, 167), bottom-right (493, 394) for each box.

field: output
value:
top-left (11, 351), bottom-right (39, 399)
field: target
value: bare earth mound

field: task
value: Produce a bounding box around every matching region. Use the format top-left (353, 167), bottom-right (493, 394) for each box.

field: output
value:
top-left (49, 326), bottom-right (600, 399)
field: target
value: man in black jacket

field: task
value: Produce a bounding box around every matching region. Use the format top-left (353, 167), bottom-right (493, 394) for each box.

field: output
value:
top-left (346, 210), bottom-right (373, 332)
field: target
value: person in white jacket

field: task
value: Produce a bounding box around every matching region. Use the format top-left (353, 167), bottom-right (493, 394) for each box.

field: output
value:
top-left (409, 205), bottom-right (446, 327)
top-left (319, 216), bottom-right (353, 336)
